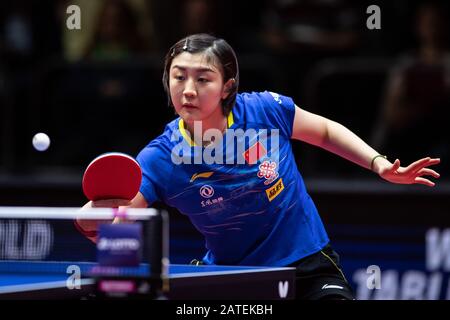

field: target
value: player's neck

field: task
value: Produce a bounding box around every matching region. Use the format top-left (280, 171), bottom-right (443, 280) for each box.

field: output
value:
top-left (184, 111), bottom-right (227, 147)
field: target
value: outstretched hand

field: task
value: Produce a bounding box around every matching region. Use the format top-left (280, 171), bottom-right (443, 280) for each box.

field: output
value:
top-left (90, 199), bottom-right (132, 224)
top-left (91, 199), bottom-right (132, 208)
top-left (378, 157), bottom-right (440, 187)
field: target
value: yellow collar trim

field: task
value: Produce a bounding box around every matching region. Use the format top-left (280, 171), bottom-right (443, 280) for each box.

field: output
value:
top-left (178, 118), bottom-right (196, 146)
top-left (179, 110), bottom-right (234, 147)
top-left (227, 110), bottom-right (234, 127)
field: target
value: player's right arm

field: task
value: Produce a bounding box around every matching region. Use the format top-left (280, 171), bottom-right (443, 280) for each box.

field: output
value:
top-left (75, 192), bottom-right (149, 242)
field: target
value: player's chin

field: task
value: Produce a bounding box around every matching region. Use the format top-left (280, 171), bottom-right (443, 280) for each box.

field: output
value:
top-left (180, 109), bottom-right (202, 122)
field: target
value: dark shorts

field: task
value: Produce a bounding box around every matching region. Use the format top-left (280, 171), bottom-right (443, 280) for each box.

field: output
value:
top-left (190, 243), bottom-right (355, 300)
top-left (287, 243), bottom-right (355, 300)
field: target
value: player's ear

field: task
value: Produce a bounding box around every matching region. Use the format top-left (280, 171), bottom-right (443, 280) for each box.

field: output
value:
top-left (222, 78), bottom-right (236, 99)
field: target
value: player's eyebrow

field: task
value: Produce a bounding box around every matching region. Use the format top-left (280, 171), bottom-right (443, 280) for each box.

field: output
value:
top-left (171, 65), bottom-right (217, 73)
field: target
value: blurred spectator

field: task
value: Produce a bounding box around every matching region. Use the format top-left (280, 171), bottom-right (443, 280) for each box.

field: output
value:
top-left (180, 0), bottom-right (220, 36)
top-left (372, 1), bottom-right (450, 170)
top-left (260, 0), bottom-right (362, 54)
top-left (0, 2), bottom-right (33, 58)
top-left (252, 0), bottom-right (366, 103)
top-left (151, 0), bottom-right (235, 52)
top-left (60, 0), bottom-right (157, 61)
top-left (1, 1), bottom-right (64, 63)
top-left (82, 0), bottom-right (152, 61)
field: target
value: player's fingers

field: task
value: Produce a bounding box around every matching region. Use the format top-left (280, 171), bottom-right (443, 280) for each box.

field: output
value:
top-left (111, 199), bottom-right (132, 207)
top-left (407, 157), bottom-right (431, 172)
top-left (112, 217), bottom-right (124, 224)
top-left (411, 158), bottom-right (441, 174)
top-left (410, 157), bottom-right (440, 170)
top-left (414, 177), bottom-right (435, 187)
top-left (417, 168), bottom-right (440, 178)
top-left (92, 199), bottom-right (131, 208)
top-left (426, 158), bottom-right (441, 167)
top-left (392, 159), bottom-right (401, 171)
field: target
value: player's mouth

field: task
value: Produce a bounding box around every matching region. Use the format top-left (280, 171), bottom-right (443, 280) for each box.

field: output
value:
top-left (182, 103), bottom-right (198, 109)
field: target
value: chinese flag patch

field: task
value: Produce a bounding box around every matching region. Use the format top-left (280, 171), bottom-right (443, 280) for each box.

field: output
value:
top-left (243, 141), bottom-right (267, 164)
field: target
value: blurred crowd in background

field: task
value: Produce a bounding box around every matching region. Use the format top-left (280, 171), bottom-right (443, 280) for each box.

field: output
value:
top-left (1, 0), bottom-right (449, 181)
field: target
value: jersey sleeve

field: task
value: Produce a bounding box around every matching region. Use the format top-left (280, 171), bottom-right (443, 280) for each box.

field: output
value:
top-left (136, 145), bottom-right (163, 206)
top-left (241, 91), bottom-right (296, 138)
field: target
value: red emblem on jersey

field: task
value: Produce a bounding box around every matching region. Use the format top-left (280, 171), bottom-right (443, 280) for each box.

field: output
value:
top-left (243, 141), bottom-right (267, 164)
top-left (257, 160), bottom-right (279, 185)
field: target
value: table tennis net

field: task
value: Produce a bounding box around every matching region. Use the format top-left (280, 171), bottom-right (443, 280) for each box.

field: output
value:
top-left (0, 207), bottom-right (168, 278)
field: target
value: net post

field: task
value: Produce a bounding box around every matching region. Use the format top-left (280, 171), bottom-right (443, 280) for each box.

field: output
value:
top-left (145, 209), bottom-right (169, 298)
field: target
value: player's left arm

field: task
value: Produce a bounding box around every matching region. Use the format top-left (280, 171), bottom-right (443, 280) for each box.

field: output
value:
top-left (290, 105), bottom-right (440, 186)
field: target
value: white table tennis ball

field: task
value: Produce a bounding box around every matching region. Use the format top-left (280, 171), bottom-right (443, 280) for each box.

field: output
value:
top-left (32, 132), bottom-right (51, 151)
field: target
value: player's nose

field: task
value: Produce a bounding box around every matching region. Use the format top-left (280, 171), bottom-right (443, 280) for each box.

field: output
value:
top-left (183, 79), bottom-right (197, 98)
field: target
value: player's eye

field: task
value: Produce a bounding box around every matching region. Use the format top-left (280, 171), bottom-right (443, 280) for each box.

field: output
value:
top-left (174, 75), bottom-right (185, 81)
top-left (198, 77), bottom-right (209, 83)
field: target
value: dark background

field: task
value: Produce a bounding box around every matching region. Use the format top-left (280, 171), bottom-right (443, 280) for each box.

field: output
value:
top-left (1, 0), bottom-right (449, 299)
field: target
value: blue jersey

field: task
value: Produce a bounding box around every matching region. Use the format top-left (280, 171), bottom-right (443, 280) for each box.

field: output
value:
top-left (137, 91), bottom-right (329, 266)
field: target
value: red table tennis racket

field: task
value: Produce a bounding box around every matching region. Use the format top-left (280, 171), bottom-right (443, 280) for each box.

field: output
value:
top-left (82, 152), bottom-right (142, 201)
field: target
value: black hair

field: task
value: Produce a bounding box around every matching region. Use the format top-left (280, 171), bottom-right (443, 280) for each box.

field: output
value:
top-left (162, 33), bottom-right (239, 116)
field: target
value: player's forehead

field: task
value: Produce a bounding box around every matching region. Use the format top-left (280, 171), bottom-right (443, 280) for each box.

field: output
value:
top-left (170, 51), bottom-right (222, 74)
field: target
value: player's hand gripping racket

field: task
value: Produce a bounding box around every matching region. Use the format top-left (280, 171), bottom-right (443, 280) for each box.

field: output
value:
top-left (82, 152), bottom-right (142, 202)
